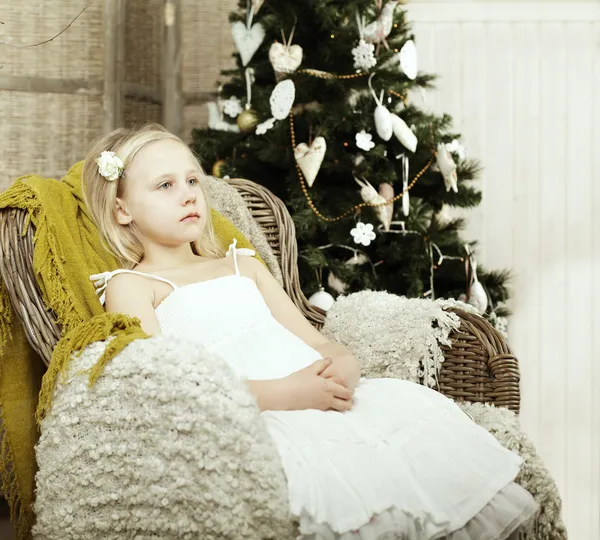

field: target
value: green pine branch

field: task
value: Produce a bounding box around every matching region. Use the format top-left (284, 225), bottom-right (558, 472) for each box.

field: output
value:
top-left (191, 0), bottom-right (511, 321)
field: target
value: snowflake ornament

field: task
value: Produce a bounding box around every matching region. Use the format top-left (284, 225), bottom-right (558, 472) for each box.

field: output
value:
top-left (255, 117), bottom-right (276, 135)
top-left (350, 221), bottom-right (376, 246)
top-left (222, 96), bottom-right (243, 118)
top-left (352, 39), bottom-right (377, 71)
top-left (446, 139), bottom-right (466, 160)
top-left (355, 130), bottom-right (375, 151)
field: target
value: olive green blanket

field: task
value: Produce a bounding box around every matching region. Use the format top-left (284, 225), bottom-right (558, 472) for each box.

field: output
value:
top-left (0, 162), bottom-right (263, 539)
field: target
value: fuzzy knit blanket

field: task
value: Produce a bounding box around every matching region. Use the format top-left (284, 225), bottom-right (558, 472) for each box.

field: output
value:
top-left (33, 292), bottom-right (566, 540)
top-left (205, 176), bottom-right (283, 286)
top-left (0, 167), bottom-right (280, 540)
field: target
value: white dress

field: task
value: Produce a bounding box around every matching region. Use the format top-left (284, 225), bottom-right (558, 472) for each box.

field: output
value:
top-left (91, 240), bottom-right (539, 540)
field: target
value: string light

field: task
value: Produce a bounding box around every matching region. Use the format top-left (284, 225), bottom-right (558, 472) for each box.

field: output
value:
top-left (375, 222), bottom-right (463, 300)
top-left (306, 231), bottom-right (463, 300)
top-left (313, 243), bottom-right (379, 276)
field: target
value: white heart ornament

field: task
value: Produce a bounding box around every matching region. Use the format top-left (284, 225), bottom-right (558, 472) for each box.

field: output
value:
top-left (374, 105), bottom-right (393, 141)
top-left (294, 137), bottom-right (327, 187)
top-left (391, 114), bottom-right (418, 152)
top-left (231, 21), bottom-right (265, 67)
top-left (399, 40), bottom-right (418, 80)
top-left (269, 79), bottom-right (296, 120)
top-left (269, 42), bottom-right (303, 74)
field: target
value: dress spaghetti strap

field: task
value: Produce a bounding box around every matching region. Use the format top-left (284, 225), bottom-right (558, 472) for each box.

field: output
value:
top-left (91, 238), bottom-right (256, 305)
top-left (90, 269), bottom-right (178, 306)
top-left (225, 238), bottom-right (256, 277)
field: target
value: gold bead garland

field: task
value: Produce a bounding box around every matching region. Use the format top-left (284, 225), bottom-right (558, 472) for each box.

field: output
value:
top-left (289, 110), bottom-right (435, 223)
top-left (297, 68), bottom-right (369, 80)
top-left (388, 89), bottom-right (408, 106)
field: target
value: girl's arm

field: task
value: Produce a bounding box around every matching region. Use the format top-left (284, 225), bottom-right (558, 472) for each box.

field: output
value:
top-left (246, 380), bottom-right (290, 411)
top-left (106, 272), bottom-right (294, 411)
top-left (105, 273), bottom-right (162, 335)
top-left (240, 257), bottom-right (361, 388)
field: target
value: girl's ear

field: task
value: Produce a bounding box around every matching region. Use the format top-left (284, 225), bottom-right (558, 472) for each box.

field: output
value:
top-left (115, 197), bottom-right (132, 225)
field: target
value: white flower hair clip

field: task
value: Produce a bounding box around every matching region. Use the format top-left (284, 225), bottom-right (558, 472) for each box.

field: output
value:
top-left (96, 151), bottom-right (124, 182)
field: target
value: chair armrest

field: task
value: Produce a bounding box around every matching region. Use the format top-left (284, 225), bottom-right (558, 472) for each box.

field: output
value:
top-left (0, 208), bottom-right (60, 366)
top-left (439, 307), bottom-right (520, 412)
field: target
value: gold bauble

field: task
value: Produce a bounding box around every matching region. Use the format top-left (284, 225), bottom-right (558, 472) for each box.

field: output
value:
top-left (236, 108), bottom-right (259, 133)
top-left (211, 159), bottom-right (227, 178)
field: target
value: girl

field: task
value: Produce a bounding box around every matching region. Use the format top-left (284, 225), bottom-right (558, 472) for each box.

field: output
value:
top-left (84, 124), bottom-right (538, 539)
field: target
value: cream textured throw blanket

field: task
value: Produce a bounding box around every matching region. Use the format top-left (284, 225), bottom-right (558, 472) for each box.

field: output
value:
top-left (33, 293), bottom-right (566, 539)
top-left (205, 176), bottom-right (283, 285)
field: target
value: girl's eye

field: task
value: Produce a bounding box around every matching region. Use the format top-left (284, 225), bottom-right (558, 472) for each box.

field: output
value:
top-left (159, 181), bottom-right (172, 190)
top-left (187, 177), bottom-right (198, 185)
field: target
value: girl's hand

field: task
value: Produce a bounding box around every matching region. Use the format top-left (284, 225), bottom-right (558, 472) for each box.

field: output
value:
top-left (320, 355), bottom-right (361, 393)
top-left (280, 358), bottom-right (353, 412)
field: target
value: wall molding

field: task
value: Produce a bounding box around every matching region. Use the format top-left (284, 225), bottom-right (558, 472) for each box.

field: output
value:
top-left (407, 2), bottom-right (600, 22)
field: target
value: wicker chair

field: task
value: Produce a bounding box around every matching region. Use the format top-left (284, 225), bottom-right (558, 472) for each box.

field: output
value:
top-left (0, 177), bottom-right (521, 413)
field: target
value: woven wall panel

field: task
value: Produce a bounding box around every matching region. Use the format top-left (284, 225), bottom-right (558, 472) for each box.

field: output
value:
top-left (183, 104), bottom-right (208, 146)
top-left (0, 1), bottom-right (106, 190)
top-left (0, 0), bottom-right (104, 80)
top-left (124, 98), bottom-right (162, 129)
top-left (123, 0), bottom-right (163, 128)
top-left (0, 1), bottom-right (165, 191)
top-left (181, 0), bottom-right (238, 141)
top-left (0, 92), bottom-right (103, 189)
top-left (0, 0), bottom-right (243, 189)
top-left (125, 0), bottom-right (163, 90)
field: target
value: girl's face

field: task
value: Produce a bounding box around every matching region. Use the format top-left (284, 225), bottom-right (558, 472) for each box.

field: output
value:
top-left (115, 138), bottom-right (208, 249)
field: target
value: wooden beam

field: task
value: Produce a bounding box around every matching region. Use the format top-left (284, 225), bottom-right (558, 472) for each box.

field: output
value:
top-left (0, 76), bottom-right (162, 106)
top-left (124, 83), bottom-right (163, 105)
top-left (182, 91), bottom-right (217, 107)
top-left (0, 75), bottom-right (103, 95)
top-left (115, 0), bottom-right (126, 127)
top-left (103, 0), bottom-right (120, 133)
top-left (162, 0), bottom-right (182, 135)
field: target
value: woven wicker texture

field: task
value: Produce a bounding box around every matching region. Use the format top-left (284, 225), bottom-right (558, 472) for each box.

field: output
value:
top-left (0, 0), bottom-right (167, 191)
top-left (124, 99), bottom-right (162, 129)
top-left (0, 1), bottom-right (104, 79)
top-left (0, 92), bottom-right (104, 187)
top-left (0, 178), bottom-right (521, 412)
top-left (181, 0), bottom-right (238, 141)
top-left (124, 0), bottom-right (162, 90)
top-left (0, 0), bottom-right (105, 190)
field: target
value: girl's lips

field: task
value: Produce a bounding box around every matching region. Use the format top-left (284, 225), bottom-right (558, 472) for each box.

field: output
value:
top-left (181, 215), bottom-right (200, 222)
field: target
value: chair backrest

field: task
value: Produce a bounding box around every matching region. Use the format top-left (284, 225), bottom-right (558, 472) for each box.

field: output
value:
top-left (0, 178), bottom-right (325, 367)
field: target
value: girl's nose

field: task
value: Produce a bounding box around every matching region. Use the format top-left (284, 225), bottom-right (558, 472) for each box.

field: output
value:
top-left (183, 189), bottom-right (197, 204)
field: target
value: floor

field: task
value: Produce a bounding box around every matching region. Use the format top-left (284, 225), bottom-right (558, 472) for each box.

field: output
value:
top-left (0, 497), bottom-right (15, 539)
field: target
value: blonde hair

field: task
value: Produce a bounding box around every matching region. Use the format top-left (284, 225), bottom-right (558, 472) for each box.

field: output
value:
top-left (82, 123), bottom-right (225, 268)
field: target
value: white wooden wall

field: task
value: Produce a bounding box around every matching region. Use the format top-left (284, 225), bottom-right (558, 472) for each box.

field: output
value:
top-left (406, 2), bottom-right (600, 538)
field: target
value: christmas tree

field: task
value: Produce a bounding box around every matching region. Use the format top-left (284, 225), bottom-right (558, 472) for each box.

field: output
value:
top-left (191, 0), bottom-right (510, 326)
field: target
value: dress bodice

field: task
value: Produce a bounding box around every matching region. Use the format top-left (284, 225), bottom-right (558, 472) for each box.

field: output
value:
top-left (90, 239), bottom-right (322, 380)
